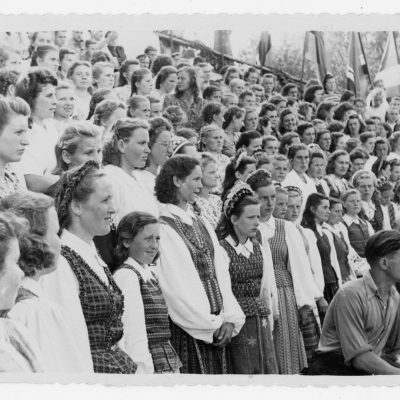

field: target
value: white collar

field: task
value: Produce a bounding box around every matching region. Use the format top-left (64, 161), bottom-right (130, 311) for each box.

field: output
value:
top-left (316, 223), bottom-right (324, 235)
top-left (343, 214), bottom-right (360, 225)
top-left (20, 277), bottom-right (42, 298)
top-left (124, 257), bottom-right (155, 282)
top-left (225, 235), bottom-right (254, 258)
top-left (161, 203), bottom-right (196, 225)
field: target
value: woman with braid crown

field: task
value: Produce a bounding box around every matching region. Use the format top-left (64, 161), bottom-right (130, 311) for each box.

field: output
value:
top-left (155, 155), bottom-right (245, 374)
top-left (216, 181), bottom-right (278, 374)
top-left (41, 160), bottom-right (137, 374)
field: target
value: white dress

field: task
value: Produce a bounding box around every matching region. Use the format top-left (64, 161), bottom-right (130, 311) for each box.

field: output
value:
top-left (8, 277), bottom-right (92, 373)
top-left (158, 203), bottom-right (245, 343)
top-left (104, 164), bottom-right (160, 224)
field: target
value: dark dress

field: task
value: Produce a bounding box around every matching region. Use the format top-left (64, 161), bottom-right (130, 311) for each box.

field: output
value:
top-left (342, 218), bottom-right (370, 258)
top-left (115, 263), bottom-right (182, 373)
top-left (160, 215), bottom-right (226, 374)
top-left (220, 238), bottom-right (278, 374)
top-left (61, 246), bottom-right (137, 374)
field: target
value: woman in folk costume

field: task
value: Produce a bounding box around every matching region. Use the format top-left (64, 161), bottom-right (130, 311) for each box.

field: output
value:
top-left (42, 161), bottom-right (137, 374)
top-left (155, 155), bottom-right (245, 374)
top-left (246, 169), bottom-right (322, 374)
top-left (216, 181), bottom-right (278, 374)
top-left (301, 193), bottom-right (342, 304)
top-left (113, 212), bottom-right (181, 374)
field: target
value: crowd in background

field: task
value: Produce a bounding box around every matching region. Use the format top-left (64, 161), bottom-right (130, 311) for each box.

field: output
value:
top-left (1, 30), bottom-right (400, 376)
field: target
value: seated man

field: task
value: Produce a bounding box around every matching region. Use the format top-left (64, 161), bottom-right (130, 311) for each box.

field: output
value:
top-left (307, 230), bottom-right (400, 375)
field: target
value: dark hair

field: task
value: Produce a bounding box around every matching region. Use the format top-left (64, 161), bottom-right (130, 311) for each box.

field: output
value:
top-left (93, 99), bottom-right (125, 126)
top-left (372, 158), bottom-right (390, 178)
top-left (301, 192), bottom-right (329, 232)
top-left (14, 67), bottom-right (57, 111)
top-left (155, 66), bottom-right (177, 90)
top-left (259, 102), bottom-right (276, 117)
top-left (246, 169), bottom-right (273, 192)
top-left (365, 230), bottom-right (400, 266)
top-left (118, 59), bottom-right (139, 87)
top-left (340, 90), bottom-right (355, 102)
top-left (326, 149), bottom-right (349, 175)
top-left (87, 88), bottom-right (114, 120)
top-left (175, 66), bottom-right (200, 100)
top-left (287, 143), bottom-right (308, 160)
top-left (344, 113), bottom-right (366, 136)
top-left (216, 195), bottom-right (259, 243)
top-left (155, 155), bottom-right (199, 204)
top-left (223, 106), bottom-right (245, 130)
top-left (91, 51), bottom-right (111, 65)
top-left (114, 211), bottom-right (159, 266)
top-left (349, 148), bottom-right (369, 162)
top-left (279, 132), bottom-right (300, 155)
top-left (360, 131), bottom-right (376, 144)
top-left (151, 55), bottom-right (173, 76)
top-left (329, 132), bottom-right (345, 152)
top-left (279, 108), bottom-right (296, 134)
top-left (130, 68), bottom-right (151, 95)
top-left (201, 102), bottom-right (222, 125)
top-left (0, 69), bottom-right (20, 97)
top-left (67, 61), bottom-right (91, 80)
top-left (0, 191), bottom-right (56, 277)
top-left (333, 102), bottom-right (355, 121)
top-left (59, 48), bottom-right (76, 63)
top-left (298, 102), bottom-right (314, 120)
top-left (30, 45), bottom-right (58, 67)
top-left (303, 85), bottom-right (323, 103)
top-left (316, 101), bottom-right (334, 121)
top-left (281, 83), bottom-right (298, 97)
top-left (327, 121), bottom-right (344, 133)
top-left (315, 129), bottom-right (331, 144)
top-left (243, 66), bottom-right (259, 83)
top-left (0, 96), bottom-right (30, 134)
top-left (203, 85), bottom-right (221, 101)
top-left (297, 122), bottom-right (314, 138)
top-left (176, 127), bottom-right (197, 141)
top-left (148, 117), bottom-right (172, 149)
top-left (373, 137), bottom-right (390, 157)
top-left (322, 73), bottom-right (335, 94)
top-left (236, 131), bottom-right (262, 151)
top-left (224, 66), bottom-right (242, 85)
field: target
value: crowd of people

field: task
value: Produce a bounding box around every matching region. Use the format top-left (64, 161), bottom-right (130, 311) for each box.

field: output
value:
top-left (1, 29), bottom-right (400, 376)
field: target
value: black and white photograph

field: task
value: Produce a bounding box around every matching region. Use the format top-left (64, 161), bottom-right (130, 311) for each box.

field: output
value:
top-left (1, 6), bottom-right (400, 398)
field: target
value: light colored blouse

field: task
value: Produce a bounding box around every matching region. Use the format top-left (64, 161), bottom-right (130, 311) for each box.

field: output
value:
top-left (196, 194), bottom-right (222, 229)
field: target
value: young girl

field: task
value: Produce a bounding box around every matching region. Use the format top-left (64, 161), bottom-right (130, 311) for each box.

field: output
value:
top-left (92, 62), bottom-right (115, 91)
top-left (113, 212), bottom-right (182, 373)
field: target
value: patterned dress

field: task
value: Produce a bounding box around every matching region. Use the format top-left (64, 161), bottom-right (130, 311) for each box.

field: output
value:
top-left (268, 219), bottom-right (307, 374)
top-left (220, 238), bottom-right (278, 374)
top-left (160, 214), bottom-right (226, 374)
top-left (0, 166), bottom-right (22, 200)
top-left (61, 246), bottom-right (137, 374)
top-left (116, 263), bottom-right (182, 373)
top-left (196, 194), bottom-right (222, 229)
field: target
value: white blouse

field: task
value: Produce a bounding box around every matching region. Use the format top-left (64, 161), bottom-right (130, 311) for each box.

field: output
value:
top-left (9, 277), bottom-right (92, 373)
top-left (104, 164), bottom-right (160, 224)
top-left (158, 203), bottom-right (245, 343)
top-left (114, 257), bottom-right (155, 374)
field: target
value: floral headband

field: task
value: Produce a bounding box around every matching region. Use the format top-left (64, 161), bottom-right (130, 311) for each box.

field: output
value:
top-left (223, 181), bottom-right (255, 218)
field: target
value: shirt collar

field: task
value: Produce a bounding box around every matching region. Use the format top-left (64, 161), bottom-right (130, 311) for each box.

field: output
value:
top-left (225, 235), bottom-right (254, 258)
top-left (124, 257), bottom-right (155, 281)
top-left (162, 203), bottom-right (196, 225)
top-left (364, 271), bottom-right (397, 300)
top-left (20, 277), bottom-right (42, 298)
top-left (343, 214), bottom-right (360, 225)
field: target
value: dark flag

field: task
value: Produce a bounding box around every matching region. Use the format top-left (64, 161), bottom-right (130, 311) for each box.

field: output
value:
top-left (214, 30), bottom-right (233, 56)
top-left (257, 31), bottom-right (272, 67)
top-left (302, 31), bottom-right (328, 82)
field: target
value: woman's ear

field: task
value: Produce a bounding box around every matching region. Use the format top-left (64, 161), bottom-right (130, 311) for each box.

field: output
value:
top-left (117, 138), bottom-right (126, 154)
top-left (61, 150), bottom-right (71, 166)
top-left (70, 199), bottom-right (82, 217)
top-left (173, 175), bottom-right (183, 188)
top-left (122, 239), bottom-right (130, 249)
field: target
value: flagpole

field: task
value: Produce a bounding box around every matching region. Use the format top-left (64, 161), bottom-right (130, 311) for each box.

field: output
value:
top-left (300, 32), bottom-right (307, 83)
top-left (358, 32), bottom-right (372, 84)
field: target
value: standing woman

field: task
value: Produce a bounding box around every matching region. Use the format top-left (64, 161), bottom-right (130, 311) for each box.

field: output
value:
top-left (53, 82), bottom-right (76, 134)
top-left (155, 66), bottom-right (178, 103)
top-left (163, 66), bottom-right (206, 131)
top-left (222, 106), bottom-right (245, 157)
top-left (67, 61), bottom-right (93, 121)
top-left (301, 193), bottom-right (342, 303)
top-left (113, 212), bottom-right (182, 374)
top-left (14, 67), bottom-right (59, 193)
top-left (279, 108), bottom-right (298, 135)
top-left (155, 156), bottom-right (245, 374)
top-left (307, 151), bottom-right (330, 197)
top-left (30, 45), bottom-right (59, 74)
top-left (92, 62), bottom-right (115, 91)
top-left (323, 150), bottom-right (350, 199)
top-left (127, 95), bottom-right (151, 120)
top-left (0, 97), bottom-right (30, 199)
top-left (130, 68), bottom-right (153, 97)
top-left (216, 183), bottom-right (278, 374)
top-left (114, 59), bottom-right (140, 103)
top-left (93, 99), bottom-right (126, 143)
top-left (48, 161), bottom-right (137, 374)
top-left (247, 171), bottom-right (322, 374)
top-left (315, 129), bottom-right (332, 158)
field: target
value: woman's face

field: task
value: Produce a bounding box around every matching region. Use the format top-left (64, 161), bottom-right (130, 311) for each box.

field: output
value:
top-left (5, 52), bottom-right (23, 72)
top-left (60, 53), bottom-right (77, 74)
top-left (77, 175), bottom-right (115, 237)
top-left (38, 50), bottom-right (59, 73)
top-left (227, 71), bottom-right (240, 84)
top-left (255, 184), bottom-right (276, 220)
top-left (33, 83), bottom-right (57, 120)
top-left (55, 88), bottom-right (76, 119)
top-left (301, 127), bottom-right (315, 145)
top-left (335, 136), bottom-right (346, 151)
top-left (161, 73), bottom-right (178, 94)
top-left (64, 136), bottom-right (103, 169)
top-left (328, 203), bottom-right (343, 225)
top-left (244, 111), bottom-right (258, 131)
top-left (176, 70), bottom-right (191, 92)
top-left (344, 193), bottom-right (361, 216)
top-left (348, 117), bottom-right (360, 135)
top-left (71, 65), bottom-right (92, 90)
top-left (131, 99), bottom-right (151, 120)
top-left (231, 81), bottom-right (245, 97)
top-left (201, 161), bottom-right (219, 189)
top-left (43, 207), bottom-right (62, 274)
top-left (0, 114), bottom-right (29, 164)
top-left (150, 130), bottom-right (172, 167)
top-left (177, 165), bottom-right (203, 203)
top-left (373, 93), bottom-right (384, 108)
top-left (136, 73), bottom-right (153, 96)
top-left (282, 112), bottom-right (297, 132)
top-left (312, 199), bottom-right (330, 223)
top-left (313, 89), bottom-right (323, 104)
top-left (333, 154), bottom-right (350, 177)
top-left (139, 56), bottom-right (150, 69)
top-left (203, 129), bottom-right (224, 153)
top-left (318, 132), bottom-right (331, 151)
top-left (273, 192), bottom-right (289, 219)
top-left (95, 66), bottom-right (115, 90)
top-left (288, 86), bottom-right (298, 98)
top-left (308, 156), bottom-right (326, 179)
top-left (285, 194), bottom-right (302, 222)
top-left (0, 238), bottom-right (23, 310)
top-left (128, 223), bottom-right (160, 265)
top-left (233, 114), bottom-right (245, 131)
top-left (291, 149), bottom-right (310, 174)
top-left (121, 127), bottom-right (150, 169)
top-left (232, 204), bottom-right (260, 239)
top-left (325, 78), bottom-right (335, 93)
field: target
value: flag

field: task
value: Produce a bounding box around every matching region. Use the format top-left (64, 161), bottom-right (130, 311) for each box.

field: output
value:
top-left (257, 31), bottom-right (272, 67)
top-left (302, 31), bottom-right (328, 82)
top-left (346, 32), bottom-right (371, 98)
top-left (375, 32), bottom-right (400, 97)
top-left (214, 30), bottom-right (233, 56)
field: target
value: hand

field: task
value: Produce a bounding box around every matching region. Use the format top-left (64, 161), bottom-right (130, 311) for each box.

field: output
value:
top-left (298, 306), bottom-right (309, 328)
top-left (317, 297), bottom-right (329, 315)
top-left (213, 322), bottom-right (234, 347)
